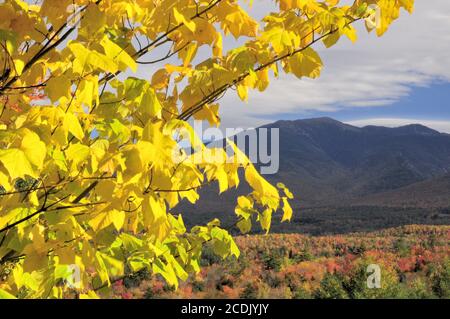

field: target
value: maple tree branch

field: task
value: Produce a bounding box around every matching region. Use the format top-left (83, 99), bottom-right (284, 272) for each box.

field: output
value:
top-left (178, 18), bottom-right (362, 121)
top-left (0, 0), bottom-right (103, 95)
top-left (153, 183), bottom-right (209, 193)
top-left (136, 42), bottom-right (189, 65)
top-left (0, 174), bottom-right (112, 197)
top-left (0, 199), bottom-right (104, 235)
top-left (99, 0), bottom-right (223, 84)
top-left (46, 201), bottom-right (107, 212)
top-left (92, 215), bottom-right (245, 292)
top-left (0, 171), bottom-right (111, 235)
top-left (0, 208), bottom-right (45, 235)
top-left (71, 173), bottom-right (107, 204)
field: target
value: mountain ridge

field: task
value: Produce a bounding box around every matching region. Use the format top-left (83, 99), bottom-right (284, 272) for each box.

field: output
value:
top-left (179, 117), bottom-right (450, 232)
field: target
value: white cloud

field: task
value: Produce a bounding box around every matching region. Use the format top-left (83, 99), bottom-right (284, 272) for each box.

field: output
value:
top-left (218, 0), bottom-right (450, 129)
top-left (346, 118), bottom-right (450, 134)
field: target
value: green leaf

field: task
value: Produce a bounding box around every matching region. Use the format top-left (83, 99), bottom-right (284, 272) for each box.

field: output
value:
top-left (236, 217), bottom-right (252, 234)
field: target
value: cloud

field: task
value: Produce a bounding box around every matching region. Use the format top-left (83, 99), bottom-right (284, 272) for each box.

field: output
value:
top-left (346, 118), bottom-right (450, 134)
top-left (218, 0), bottom-right (450, 129)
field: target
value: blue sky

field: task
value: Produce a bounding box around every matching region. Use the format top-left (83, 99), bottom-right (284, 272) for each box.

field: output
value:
top-left (263, 81), bottom-right (450, 126)
top-left (216, 0), bottom-right (450, 133)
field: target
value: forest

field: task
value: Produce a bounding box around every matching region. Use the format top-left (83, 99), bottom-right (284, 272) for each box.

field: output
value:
top-left (110, 225), bottom-right (450, 299)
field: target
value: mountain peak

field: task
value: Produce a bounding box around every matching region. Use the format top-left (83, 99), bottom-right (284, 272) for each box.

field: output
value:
top-left (268, 117), bottom-right (356, 129)
top-left (297, 117), bottom-right (354, 127)
top-left (265, 118), bottom-right (442, 137)
top-left (354, 122), bottom-right (441, 136)
top-left (394, 124), bottom-right (440, 136)
top-left (304, 117), bottom-right (341, 124)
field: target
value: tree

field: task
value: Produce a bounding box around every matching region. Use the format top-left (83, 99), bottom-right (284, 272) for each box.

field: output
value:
top-left (0, 0), bottom-right (413, 298)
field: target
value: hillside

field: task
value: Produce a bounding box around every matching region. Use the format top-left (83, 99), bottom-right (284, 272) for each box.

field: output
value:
top-left (265, 118), bottom-right (450, 205)
top-left (353, 173), bottom-right (450, 208)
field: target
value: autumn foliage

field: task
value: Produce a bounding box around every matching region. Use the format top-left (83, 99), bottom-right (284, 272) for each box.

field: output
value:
top-left (121, 225), bottom-right (450, 299)
top-left (0, 0), bottom-right (414, 298)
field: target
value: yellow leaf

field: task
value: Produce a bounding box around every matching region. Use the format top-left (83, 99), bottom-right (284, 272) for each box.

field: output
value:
top-left (179, 42), bottom-right (198, 66)
top-left (193, 103), bottom-right (220, 126)
top-left (323, 32), bottom-right (340, 48)
top-left (0, 150), bottom-right (34, 180)
top-left (151, 69), bottom-right (169, 89)
top-left (142, 195), bottom-right (166, 227)
top-left (237, 195), bottom-right (252, 209)
top-left (245, 164), bottom-right (279, 199)
top-left (236, 218), bottom-right (251, 233)
top-left (259, 208), bottom-right (272, 233)
top-left (69, 42), bottom-right (117, 74)
top-left (237, 84), bottom-right (248, 102)
top-left (13, 59), bottom-right (25, 76)
top-left (281, 197), bottom-right (293, 222)
top-left (89, 210), bottom-right (125, 231)
top-left (45, 74), bottom-right (72, 102)
top-left (97, 251), bottom-right (124, 277)
top-left (64, 112), bottom-right (84, 141)
top-left (342, 25), bottom-right (357, 43)
top-left (142, 196), bottom-right (169, 240)
top-left (173, 7), bottom-right (196, 33)
top-left (0, 168), bottom-right (12, 190)
top-left (21, 130), bottom-right (46, 170)
top-left (76, 75), bottom-right (99, 108)
top-left (216, 1), bottom-right (258, 38)
top-left (215, 168), bottom-right (228, 194)
top-left (140, 88), bottom-right (162, 118)
top-left (212, 32), bottom-right (223, 58)
top-left (66, 143), bottom-right (90, 168)
top-left (0, 288), bottom-right (16, 299)
top-left (100, 36), bottom-right (137, 72)
top-left (79, 291), bottom-right (100, 299)
top-left (287, 47), bottom-right (322, 79)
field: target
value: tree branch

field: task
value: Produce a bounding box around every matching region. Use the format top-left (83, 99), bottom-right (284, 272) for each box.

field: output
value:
top-left (178, 18), bottom-right (362, 121)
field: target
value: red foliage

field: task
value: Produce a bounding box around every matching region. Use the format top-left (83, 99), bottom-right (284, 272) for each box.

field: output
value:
top-left (111, 225), bottom-right (450, 299)
top-left (121, 292), bottom-right (133, 299)
top-left (398, 257), bottom-right (416, 272)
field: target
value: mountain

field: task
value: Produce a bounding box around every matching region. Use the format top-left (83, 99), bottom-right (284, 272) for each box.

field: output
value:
top-left (262, 117), bottom-right (450, 205)
top-left (178, 117), bottom-right (450, 233)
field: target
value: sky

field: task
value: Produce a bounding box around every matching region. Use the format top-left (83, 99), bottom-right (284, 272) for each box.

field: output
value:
top-left (214, 0), bottom-right (450, 133)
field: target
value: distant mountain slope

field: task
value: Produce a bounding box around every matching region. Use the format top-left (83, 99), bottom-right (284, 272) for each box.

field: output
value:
top-left (178, 117), bottom-right (450, 226)
top-left (262, 117), bottom-right (450, 206)
top-left (353, 173), bottom-right (450, 208)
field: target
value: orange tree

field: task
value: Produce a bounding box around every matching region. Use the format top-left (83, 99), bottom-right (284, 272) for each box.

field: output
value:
top-left (0, 0), bottom-right (413, 298)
